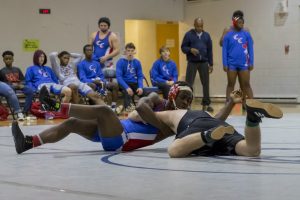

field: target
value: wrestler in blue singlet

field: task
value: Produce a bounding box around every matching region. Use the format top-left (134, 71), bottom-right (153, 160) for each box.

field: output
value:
top-left (92, 31), bottom-right (112, 68)
top-left (91, 119), bottom-right (159, 151)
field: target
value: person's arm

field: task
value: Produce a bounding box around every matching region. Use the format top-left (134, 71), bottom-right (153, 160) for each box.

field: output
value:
top-left (151, 61), bottom-right (167, 84)
top-left (207, 33), bottom-right (213, 67)
top-left (116, 60), bottom-right (129, 89)
top-left (214, 90), bottom-right (243, 121)
top-left (70, 53), bottom-right (83, 68)
top-left (222, 35), bottom-right (229, 70)
top-left (129, 92), bottom-right (162, 122)
top-left (247, 32), bottom-right (254, 67)
top-left (136, 60), bottom-right (144, 89)
top-left (25, 68), bottom-right (36, 92)
top-left (18, 68), bottom-right (25, 83)
top-left (77, 62), bottom-right (93, 83)
top-left (136, 102), bottom-right (173, 138)
top-left (181, 32), bottom-right (191, 54)
top-left (49, 52), bottom-right (64, 81)
top-left (89, 32), bottom-right (97, 45)
top-left (107, 32), bottom-right (120, 60)
top-left (171, 61), bottom-right (178, 82)
top-left (48, 67), bottom-right (59, 84)
top-left (219, 27), bottom-right (229, 47)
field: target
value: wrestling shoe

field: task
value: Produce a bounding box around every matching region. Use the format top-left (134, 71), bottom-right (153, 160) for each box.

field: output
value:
top-left (39, 86), bottom-right (61, 111)
top-left (245, 99), bottom-right (283, 120)
top-left (201, 125), bottom-right (235, 147)
top-left (11, 121), bottom-right (33, 154)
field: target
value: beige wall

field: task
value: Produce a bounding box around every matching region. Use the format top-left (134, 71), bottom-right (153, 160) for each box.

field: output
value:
top-left (184, 0), bottom-right (300, 99)
top-left (0, 0), bottom-right (184, 72)
top-left (125, 20), bottom-right (157, 83)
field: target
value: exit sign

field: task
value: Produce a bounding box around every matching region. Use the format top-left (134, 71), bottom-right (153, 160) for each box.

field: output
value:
top-left (39, 9), bottom-right (51, 14)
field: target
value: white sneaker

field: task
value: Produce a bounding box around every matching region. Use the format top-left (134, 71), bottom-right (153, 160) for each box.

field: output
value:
top-left (17, 113), bottom-right (25, 121)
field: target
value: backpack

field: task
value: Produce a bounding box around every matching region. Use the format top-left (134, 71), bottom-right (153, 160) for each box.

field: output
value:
top-left (30, 101), bottom-right (69, 119)
top-left (0, 104), bottom-right (9, 121)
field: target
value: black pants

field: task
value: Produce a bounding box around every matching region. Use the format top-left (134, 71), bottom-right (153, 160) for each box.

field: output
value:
top-left (185, 61), bottom-right (211, 105)
top-left (156, 82), bottom-right (171, 99)
top-left (120, 82), bottom-right (144, 108)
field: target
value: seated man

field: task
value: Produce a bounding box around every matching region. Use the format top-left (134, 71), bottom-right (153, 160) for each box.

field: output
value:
top-left (49, 51), bottom-right (105, 105)
top-left (0, 81), bottom-right (24, 120)
top-left (0, 51), bottom-right (34, 115)
top-left (77, 44), bottom-right (119, 110)
top-left (150, 46), bottom-right (178, 99)
top-left (136, 94), bottom-right (283, 158)
top-left (116, 42), bottom-right (144, 111)
top-left (10, 81), bottom-right (195, 154)
top-left (25, 49), bottom-right (72, 103)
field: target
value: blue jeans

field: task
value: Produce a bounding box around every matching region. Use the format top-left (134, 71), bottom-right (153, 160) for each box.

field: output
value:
top-left (12, 86), bottom-right (34, 113)
top-left (0, 81), bottom-right (21, 114)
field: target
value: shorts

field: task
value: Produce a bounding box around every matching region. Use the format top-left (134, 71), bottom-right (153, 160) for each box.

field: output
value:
top-left (227, 65), bottom-right (249, 71)
top-left (176, 110), bottom-right (245, 156)
top-left (63, 78), bottom-right (93, 96)
top-left (91, 119), bottom-right (158, 151)
top-left (38, 83), bottom-right (66, 95)
top-left (191, 131), bottom-right (244, 156)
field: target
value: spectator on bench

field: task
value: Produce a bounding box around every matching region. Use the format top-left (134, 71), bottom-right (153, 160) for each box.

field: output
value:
top-left (49, 50), bottom-right (105, 105)
top-left (77, 44), bottom-right (120, 112)
top-left (116, 42), bottom-right (144, 111)
top-left (25, 49), bottom-right (72, 103)
top-left (0, 51), bottom-right (34, 116)
top-left (150, 46), bottom-right (178, 99)
top-left (0, 81), bottom-right (24, 120)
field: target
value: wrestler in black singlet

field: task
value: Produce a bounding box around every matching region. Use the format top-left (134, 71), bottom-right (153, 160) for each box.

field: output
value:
top-left (176, 110), bottom-right (244, 156)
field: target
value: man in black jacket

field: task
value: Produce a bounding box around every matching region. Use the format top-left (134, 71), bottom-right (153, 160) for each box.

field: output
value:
top-left (181, 17), bottom-right (214, 112)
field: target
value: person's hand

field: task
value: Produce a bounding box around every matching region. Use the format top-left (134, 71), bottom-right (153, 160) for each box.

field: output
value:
top-left (93, 80), bottom-right (103, 87)
top-left (18, 84), bottom-right (25, 89)
top-left (190, 48), bottom-right (199, 56)
top-left (223, 66), bottom-right (228, 72)
top-left (136, 88), bottom-right (143, 96)
top-left (166, 80), bottom-right (174, 86)
top-left (230, 89), bottom-right (243, 103)
top-left (128, 110), bottom-right (146, 123)
top-left (126, 88), bottom-right (134, 96)
top-left (249, 66), bottom-right (254, 71)
top-left (100, 56), bottom-right (108, 63)
top-left (209, 65), bottom-right (213, 73)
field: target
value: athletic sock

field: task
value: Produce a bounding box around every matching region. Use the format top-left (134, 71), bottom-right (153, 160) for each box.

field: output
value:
top-left (246, 112), bottom-right (261, 127)
top-left (58, 103), bottom-right (71, 117)
top-left (32, 135), bottom-right (43, 147)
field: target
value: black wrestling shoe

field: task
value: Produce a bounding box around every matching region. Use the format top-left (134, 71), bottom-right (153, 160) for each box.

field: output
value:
top-left (39, 86), bottom-right (60, 111)
top-left (11, 121), bottom-right (33, 154)
top-left (201, 125), bottom-right (235, 147)
top-left (245, 99), bottom-right (283, 120)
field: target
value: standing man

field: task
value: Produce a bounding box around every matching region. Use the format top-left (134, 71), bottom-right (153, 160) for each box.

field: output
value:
top-left (89, 17), bottom-right (120, 69)
top-left (181, 17), bottom-right (214, 112)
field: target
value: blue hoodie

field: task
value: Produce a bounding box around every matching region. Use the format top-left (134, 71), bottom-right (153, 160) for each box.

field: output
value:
top-left (116, 57), bottom-right (144, 89)
top-left (222, 29), bottom-right (254, 67)
top-left (25, 65), bottom-right (59, 92)
top-left (150, 58), bottom-right (178, 85)
top-left (77, 59), bottom-right (106, 83)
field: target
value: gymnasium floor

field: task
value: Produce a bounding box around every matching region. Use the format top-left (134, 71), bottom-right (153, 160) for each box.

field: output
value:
top-left (0, 100), bottom-right (300, 200)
